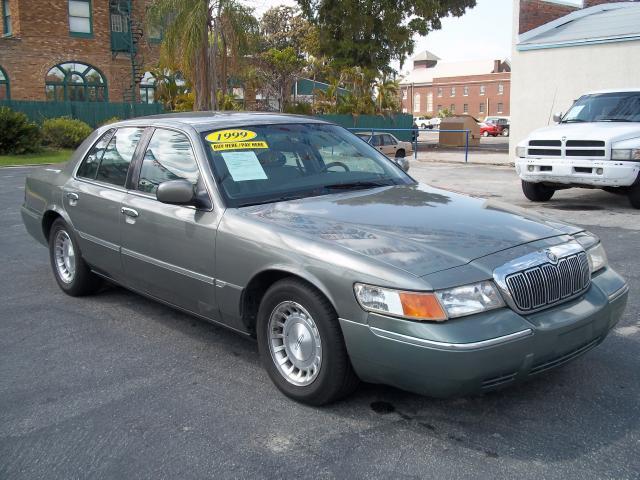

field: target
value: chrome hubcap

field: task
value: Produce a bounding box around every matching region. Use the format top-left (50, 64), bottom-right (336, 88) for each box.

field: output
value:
top-left (54, 230), bottom-right (75, 283)
top-left (268, 301), bottom-right (322, 386)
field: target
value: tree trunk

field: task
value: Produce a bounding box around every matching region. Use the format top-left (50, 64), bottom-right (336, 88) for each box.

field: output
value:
top-left (211, 2), bottom-right (223, 110)
top-left (194, 42), bottom-right (210, 111)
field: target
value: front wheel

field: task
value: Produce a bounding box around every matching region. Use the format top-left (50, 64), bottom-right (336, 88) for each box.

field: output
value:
top-left (629, 184), bottom-right (640, 209)
top-left (521, 180), bottom-right (555, 202)
top-left (49, 218), bottom-right (102, 296)
top-left (482, 131), bottom-right (489, 137)
top-left (257, 278), bottom-right (359, 405)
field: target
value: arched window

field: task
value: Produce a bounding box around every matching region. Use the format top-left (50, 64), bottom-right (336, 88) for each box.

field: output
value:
top-left (0, 66), bottom-right (9, 100)
top-left (45, 62), bottom-right (107, 102)
top-left (139, 71), bottom-right (156, 104)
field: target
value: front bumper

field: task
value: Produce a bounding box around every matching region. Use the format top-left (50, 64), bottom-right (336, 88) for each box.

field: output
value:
top-left (340, 267), bottom-right (628, 398)
top-left (515, 157), bottom-right (639, 187)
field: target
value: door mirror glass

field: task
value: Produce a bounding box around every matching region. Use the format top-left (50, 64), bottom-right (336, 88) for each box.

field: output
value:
top-left (156, 179), bottom-right (195, 205)
top-left (552, 112), bottom-right (563, 123)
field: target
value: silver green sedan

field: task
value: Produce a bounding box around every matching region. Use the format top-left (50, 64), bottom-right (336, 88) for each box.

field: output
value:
top-left (21, 113), bottom-right (629, 405)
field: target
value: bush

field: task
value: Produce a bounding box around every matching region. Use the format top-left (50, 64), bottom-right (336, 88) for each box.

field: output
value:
top-left (42, 117), bottom-right (93, 149)
top-left (0, 107), bottom-right (42, 155)
top-left (284, 102), bottom-right (313, 115)
top-left (98, 116), bottom-right (121, 127)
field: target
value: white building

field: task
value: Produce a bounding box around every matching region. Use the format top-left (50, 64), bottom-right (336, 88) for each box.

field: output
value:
top-left (510, 1), bottom-right (640, 155)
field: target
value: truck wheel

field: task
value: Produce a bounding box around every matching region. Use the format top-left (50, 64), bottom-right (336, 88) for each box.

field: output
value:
top-left (502, 128), bottom-right (510, 137)
top-left (49, 218), bottom-right (102, 296)
top-left (482, 131), bottom-right (489, 137)
top-left (257, 278), bottom-right (359, 405)
top-left (522, 180), bottom-right (555, 202)
top-left (629, 185), bottom-right (640, 209)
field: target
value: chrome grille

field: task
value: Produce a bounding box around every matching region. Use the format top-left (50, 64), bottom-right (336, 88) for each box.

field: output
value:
top-left (505, 252), bottom-right (590, 312)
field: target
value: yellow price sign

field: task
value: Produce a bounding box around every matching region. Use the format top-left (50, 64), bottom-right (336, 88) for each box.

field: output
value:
top-left (206, 129), bottom-right (257, 143)
top-left (211, 141), bottom-right (269, 151)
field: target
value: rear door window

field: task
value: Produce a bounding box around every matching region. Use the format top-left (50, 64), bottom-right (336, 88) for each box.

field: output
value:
top-left (95, 127), bottom-right (144, 187)
top-left (137, 128), bottom-right (199, 195)
top-left (76, 129), bottom-right (115, 179)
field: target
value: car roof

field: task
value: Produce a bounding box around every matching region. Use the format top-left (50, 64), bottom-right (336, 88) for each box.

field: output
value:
top-left (355, 131), bottom-right (394, 136)
top-left (584, 88), bottom-right (640, 95)
top-left (106, 111), bottom-right (331, 133)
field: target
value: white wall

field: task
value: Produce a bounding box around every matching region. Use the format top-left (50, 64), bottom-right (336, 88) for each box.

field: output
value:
top-left (509, 40), bottom-right (640, 156)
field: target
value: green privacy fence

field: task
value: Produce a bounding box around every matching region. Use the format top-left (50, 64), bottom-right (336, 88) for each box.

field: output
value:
top-left (0, 100), bottom-right (164, 128)
top-left (317, 114), bottom-right (414, 141)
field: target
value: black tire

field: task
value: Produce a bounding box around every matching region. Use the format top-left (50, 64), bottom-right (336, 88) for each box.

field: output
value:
top-left (48, 218), bottom-right (102, 296)
top-left (629, 184), bottom-right (640, 209)
top-left (521, 180), bottom-right (555, 202)
top-left (482, 131), bottom-right (489, 137)
top-left (395, 149), bottom-right (406, 158)
top-left (502, 128), bottom-right (510, 137)
top-left (256, 278), bottom-right (359, 405)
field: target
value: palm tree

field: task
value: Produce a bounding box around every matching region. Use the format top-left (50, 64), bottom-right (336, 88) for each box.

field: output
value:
top-left (375, 75), bottom-right (400, 114)
top-left (147, 0), bottom-right (215, 110)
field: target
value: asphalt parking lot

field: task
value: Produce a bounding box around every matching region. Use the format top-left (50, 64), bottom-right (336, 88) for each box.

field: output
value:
top-left (1, 164), bottom-right (638, 479)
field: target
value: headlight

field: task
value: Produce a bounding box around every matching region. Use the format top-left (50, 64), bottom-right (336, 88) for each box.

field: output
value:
top-left (436, 281), bottom-right (505, 318)
top-left (354, 281), bottom-right (504, 321)
top-left (611, 148), bottom-right (640, 160)
top-left (574, 232), bottom-right (608, 273)
top-left (516, 146), bottom-right (527, 158)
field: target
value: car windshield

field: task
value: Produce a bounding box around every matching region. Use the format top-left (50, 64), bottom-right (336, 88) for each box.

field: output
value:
top-left (203, 123), bottom-right (414, 207)
top-left (562, 92), bottom-right (640, 123)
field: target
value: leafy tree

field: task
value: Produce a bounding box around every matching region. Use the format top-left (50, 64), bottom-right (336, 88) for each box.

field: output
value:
top-left (147, 0), bottom-right (214, 110)
top-left (258, 47), bottom-right (307, 112)
top-left (297, 0), bottom-right (476, 73)
top-left (150, 68), bottom-right (188, 110)
top-left (259, 6), bottom-right (316, 57)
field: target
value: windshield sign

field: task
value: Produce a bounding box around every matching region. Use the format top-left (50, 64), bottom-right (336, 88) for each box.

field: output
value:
top-left (202, 123), bottom-right (413, 207)
top-left (562, 92), bottom-right (640, 123)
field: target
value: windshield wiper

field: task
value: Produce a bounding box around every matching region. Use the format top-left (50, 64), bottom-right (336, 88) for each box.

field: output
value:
top-left (322, 180), bottom-right (394, 191)
top-left (598, 118), bottom-right (633, 122)
top-left (561, 119), bottom-right (586, 123)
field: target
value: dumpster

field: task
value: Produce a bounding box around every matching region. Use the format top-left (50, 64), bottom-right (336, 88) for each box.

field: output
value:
top-left (439, 115), bottom-right (481, 147)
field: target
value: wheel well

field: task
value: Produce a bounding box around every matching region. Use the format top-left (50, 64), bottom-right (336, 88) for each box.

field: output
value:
top-left (42, 211), bottom-right (62, 241)
top-left (395, 149), bottom-right (405, 157)
top-left (241, 270), bottom-right (330, 334)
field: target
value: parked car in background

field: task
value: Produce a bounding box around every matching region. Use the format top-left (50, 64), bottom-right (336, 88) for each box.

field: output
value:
top-left (414, 116), bottom-right (431, 129)
top-left (516, 89), bottom-right (640, 208)
top-left (479, 121), bottom-right (503, 137)
top-left (21, 113), bottom-right (628, 405)
top-left (485, 116), bottom-right (510, 136)
top-left (427, 117), bottom-right (441, 129)
top-left (355, 132), bottom-right (412, 172)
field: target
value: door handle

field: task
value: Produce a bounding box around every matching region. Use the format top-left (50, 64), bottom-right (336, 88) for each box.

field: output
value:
top-left (65, 192), bottom-right (79, 206)
top-left (121, 207), bottom-right (139, 218)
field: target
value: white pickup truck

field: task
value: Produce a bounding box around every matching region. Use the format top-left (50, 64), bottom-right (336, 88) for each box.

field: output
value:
top-left (515, 89), bottom-right (640, 209)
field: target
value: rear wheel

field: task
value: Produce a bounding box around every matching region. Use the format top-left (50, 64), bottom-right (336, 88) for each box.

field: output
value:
top-left (629, 184), bottom-right (640, 209)
top-left (49, 218), bottom-right (102, 296)
top-left (502, 127), bottom-right (510, 137)
top-left (395, 149), bottom-right (406, 158)
top-left (521, 180), bottom-right (555, 202)
top-left (257, 278), bottom-right (359, 405)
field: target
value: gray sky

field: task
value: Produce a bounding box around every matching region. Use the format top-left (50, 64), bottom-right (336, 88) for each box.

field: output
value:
top-left (244, 0), bottom-right (520, 72)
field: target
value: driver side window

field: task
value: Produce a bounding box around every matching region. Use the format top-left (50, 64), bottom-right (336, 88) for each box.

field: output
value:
top-left (137, 128), bottom-right (199, 195)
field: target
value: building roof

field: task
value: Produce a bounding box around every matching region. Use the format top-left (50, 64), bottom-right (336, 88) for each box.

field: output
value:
top-left (518, 2), bottom-right (640, 51)
top-left (399, 59), bottom-right (506, 86)
top-left (412, 50), bottom-right (441, 62)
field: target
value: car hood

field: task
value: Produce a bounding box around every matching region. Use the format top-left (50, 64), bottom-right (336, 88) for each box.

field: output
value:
top-left (238, 184), bottom-right (582, 277)
top-left (528, 122), bottom-right (640, 144)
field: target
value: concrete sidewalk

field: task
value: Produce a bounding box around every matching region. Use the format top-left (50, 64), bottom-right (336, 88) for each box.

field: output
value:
top-left (414, 148), bottom-right (512, 166)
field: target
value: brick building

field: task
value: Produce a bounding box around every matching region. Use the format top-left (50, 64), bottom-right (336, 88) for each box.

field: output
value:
top-left (0, 0), bottom-right (160, 103)
top-left (399, 51), bottom-right (511, 119)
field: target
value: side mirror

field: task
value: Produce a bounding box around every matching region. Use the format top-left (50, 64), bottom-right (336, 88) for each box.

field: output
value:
top-left (156, 179), bottom-right (195, 205)
top-left (552, 112), bottom-right (563, 123)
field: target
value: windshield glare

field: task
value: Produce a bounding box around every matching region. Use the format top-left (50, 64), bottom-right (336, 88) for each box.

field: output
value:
top-left (203, 123), bottom-right (413, 207)
top-left (562, 92), bottom-right (640, 123)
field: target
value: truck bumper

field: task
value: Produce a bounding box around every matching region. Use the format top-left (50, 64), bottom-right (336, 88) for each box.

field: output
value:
top-left (340, 267), bottom-right (628, 398)
top-left (515, 158), bottom-right (640, 187)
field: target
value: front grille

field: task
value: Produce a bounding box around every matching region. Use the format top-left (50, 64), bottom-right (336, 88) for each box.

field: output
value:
top-left (528, 148), bottom-right (561, 156)
top-left (505, 252), bottom-right (590, 312)
top-left (565, 140), bottom-right (605, 147)
top-left (566, 149), bottom-right (605, 157)
top-left (529, 140), bottom-right (561, 147)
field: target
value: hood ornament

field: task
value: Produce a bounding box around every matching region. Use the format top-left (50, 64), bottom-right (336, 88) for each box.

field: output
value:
top-left (545, 249), bottom-right (558, 264)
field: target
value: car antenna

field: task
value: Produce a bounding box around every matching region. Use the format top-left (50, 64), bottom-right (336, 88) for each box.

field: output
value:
top-left (547, 88), bottom-right (558, 125)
